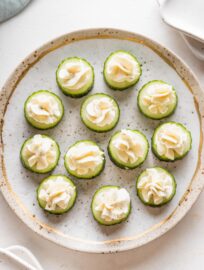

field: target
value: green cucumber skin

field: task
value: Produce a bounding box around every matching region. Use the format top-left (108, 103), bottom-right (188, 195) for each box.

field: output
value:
top-left (65, 158), bottom-right (105, 180)
top-left (108, 130), bottom-right (149, 170)
top-left (136, 167), bottom-right (177, 207)
top-left (36, 174), bottom-right (77, 215)
top-left (20, 135), bottom-right (60, 174)
top-left (91, 185), bottom-right (131, 226)
top-left (80, 93), bottom-right (120, 133)
top-left (58, 83), bottom-right (93, 98)
top-left (64, 140), bottom-right (105, 179)
top-left (103, 50), bottom-right (142, 91)
top-left (56, 57), bottom-right (94, 98)
top-left (151, 122), bottom-right (192, 162)
top-left (137, 80), bottom-right (178, 120)
top-left (24, 90), bottom-right (64, 130)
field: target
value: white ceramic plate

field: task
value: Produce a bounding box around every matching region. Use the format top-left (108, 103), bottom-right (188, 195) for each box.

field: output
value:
top-left (181, 34), bottom-right (204, 61)
top-left (0, 29), bottom-right (204, 253)
top-left (158, 0), bottom-right (204, 43)
top-left (157, 0), bottom-right (204, 61)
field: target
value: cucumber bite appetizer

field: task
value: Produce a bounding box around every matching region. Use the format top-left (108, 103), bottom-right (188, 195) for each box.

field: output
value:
top-left (91, 186), bottom-right (131, 225)
top-left (80, 93), bottom-right (120, 132)
top-left (103, 50), bottom-right (141, 90)
top-left (64, 140), bottom-right (105, 179)
top-left (108, 129), bottom-right (149, 169)
top-left (20, 134), bottom-right (60, 173)
top-left (37, 175), bottom-right (77, 214)
top-left (56, 57), bottom-right (94, 97)
top-left (137, 80), bottom-right (178, 119)
top-left (152, 122), bottom-right (192, 161)
top-left (136, 167), bottom-right (176, 207)
top-left (24, 90), bottom-right (64, 129)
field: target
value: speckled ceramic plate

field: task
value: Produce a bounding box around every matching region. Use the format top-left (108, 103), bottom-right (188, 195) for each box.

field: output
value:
top-left (0, 28), bottom-right (204, 253)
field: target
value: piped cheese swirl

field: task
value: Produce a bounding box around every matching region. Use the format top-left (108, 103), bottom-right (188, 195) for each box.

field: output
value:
top-left (106, 52), bottom-right (140, 83)
top-left (58, 60), bottom-right (92, 90)
top-left (66, 142), bottom-right (104, 175)
top-left (155, 123), bottom-right (188, 160)
top-left (86, 97), bottom-right (116, 127)
top-left (141, 83), bottom-right (175, 115)
top-left (138, 168), bottom-right (173, 205)
top-left (94, 188), bottom-right (130, 222)
top-left (27, 93), bottom-right (61, 124)
top-left (23, 135), bottom-right (57, 170)
top-left (112, 129), bottom-right (146, 164)
top-left (38, 177), bottom-right (75, 211)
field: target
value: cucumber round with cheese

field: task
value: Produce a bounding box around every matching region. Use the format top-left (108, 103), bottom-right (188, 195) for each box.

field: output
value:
top-left (24, 90), bottom-right (64, 130)
top-left (80, 93), bottom-right (120, 132)
top-left (136, 167), bottom-right (176, 207)
top-left (20, 134), bottom-right (60, 174)
top-left (108, 129), bottom-right (149, 169)
top-left (64, 140), bottom-right (105, 179)
top-left (56, 57), bottom-right (94, 98)
top-left (137, 80), bottom-right (178, 120)
top-left (37, 175), bottom-right (77, 214)
top-left (103, 50), bottom-right (142, 90)
top-left (91, 186), bottom-right (131, 225)
top-left (152, 122), bottom-right (192, 161)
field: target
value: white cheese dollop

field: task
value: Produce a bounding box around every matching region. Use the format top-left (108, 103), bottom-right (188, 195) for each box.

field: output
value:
top-left (27, 93), bottom-right (61, 124)
top-left (38, 177), bottom-right (75, 211)
top-left (66, 142), bottom-right (104, 175)
top-left (137, 168), bottom-right (173, 205)
top-left (155, 123), bottom-right (188, 160)
top-left (23, 135), bottom-right (57, 170)
top-left (86, 97), bottom-right (116, 127)
top-left (141, 83), bottom-right (175, 115)
top-left (106, 52), bottom-right (140, 83)
top-left (94, 188), bottom-right (130, 222)
top-left (112, 129), bottom-right (146, 164)
top-left (58, 60), bottom-right (92, 90)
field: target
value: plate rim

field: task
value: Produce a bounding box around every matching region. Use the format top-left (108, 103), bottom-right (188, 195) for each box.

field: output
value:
top-left (0, 28), bottom-right (204, 253)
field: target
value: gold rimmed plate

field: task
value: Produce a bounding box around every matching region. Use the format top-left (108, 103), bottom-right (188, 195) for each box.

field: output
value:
top-left (0, 28), bottom-right (204, 253)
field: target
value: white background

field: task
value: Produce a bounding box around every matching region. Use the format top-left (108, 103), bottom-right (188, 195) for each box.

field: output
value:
top-left (0, 0), bottom-right (204, 269)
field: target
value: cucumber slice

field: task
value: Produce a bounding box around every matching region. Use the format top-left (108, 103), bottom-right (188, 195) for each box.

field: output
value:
top-left (91, 186), bottom-right (131, 225)
top-left (37, 175), bottom-right (77, 214)
top-left (56, 57), bottom-right (94, 98)
top-left (152, 122), bottom-right (192, 161)
top-left (103, 50), bottom-right (142, 90)
top-left (137, 80), bottom-right (178, 120)
top-left (64, 140), bottom-right (105, 179)
top-left (136, 167), bottom-right (176, 207)
top-left (80, 93), bottom-right (120, 132)
top-left (24, 90), bottom-right (64, 130)
top-left (20, 134), bottom-right (60, 174)
top-left (108, 129), bottom-right (149, 169)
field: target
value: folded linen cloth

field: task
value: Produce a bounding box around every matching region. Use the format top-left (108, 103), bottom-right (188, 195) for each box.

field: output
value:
top-left (0, 0), bottom-right (31, 22)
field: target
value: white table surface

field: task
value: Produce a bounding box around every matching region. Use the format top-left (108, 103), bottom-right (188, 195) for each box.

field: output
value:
top-left (0, 0), bottom-right (204, 269)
